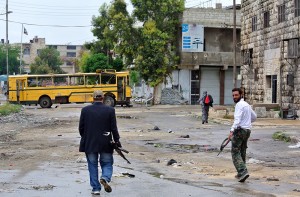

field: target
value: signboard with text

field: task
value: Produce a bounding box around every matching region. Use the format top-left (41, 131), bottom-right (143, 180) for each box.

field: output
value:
top-left (182, 24), bottom-right (204, 52)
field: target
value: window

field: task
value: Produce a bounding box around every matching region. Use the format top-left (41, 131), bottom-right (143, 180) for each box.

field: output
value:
top-left (288, 39), bottom-right (298, 58)
top-left (295, 0), bottom-right (300, 17)
top-left (254, 68), bottom-right (259, 81)
top-left (49, 45), bottom-right (57, 49)
top-left (67, 52), bottom-right (76, 57)
top-left (252, 16), bottom-right (258, 32)
top-left (266, 75), bottom-right (271, 88)
top-left (263, 11), bottom-right (270, 28)
top-left (37, 49), bottom-right (41, 55)
top-left (23, 48), bottom-right (30, 55)
top-left (278, 4), bottom-right (286, 23)
top-left (67, 45), bottom-right (76, 50)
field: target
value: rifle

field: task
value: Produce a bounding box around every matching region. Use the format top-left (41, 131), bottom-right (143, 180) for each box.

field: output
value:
top-left (217, 132), bottom-right (233, 156)
top-left (111, 141), bottom-right (131, 164)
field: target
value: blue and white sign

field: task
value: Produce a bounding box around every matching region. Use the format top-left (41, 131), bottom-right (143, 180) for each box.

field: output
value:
top-left (182, 24), bottom-right (204, 52)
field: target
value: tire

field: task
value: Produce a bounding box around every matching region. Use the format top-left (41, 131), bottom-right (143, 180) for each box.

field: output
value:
top-left (104, 96), bottom-right (115, 107)
top-left (39, 96), bottom-right (52, 108)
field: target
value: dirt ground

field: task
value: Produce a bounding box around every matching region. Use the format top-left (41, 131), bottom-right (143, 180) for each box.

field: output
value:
top-left (0, 103), bottom-right (300, 196)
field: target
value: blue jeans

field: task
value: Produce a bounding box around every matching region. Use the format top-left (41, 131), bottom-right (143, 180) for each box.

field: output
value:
top-left (85, 152), bottom-right (114, 191)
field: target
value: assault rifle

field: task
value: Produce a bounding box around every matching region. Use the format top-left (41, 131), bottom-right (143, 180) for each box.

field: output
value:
top-left (111, 141), bottom-right (131, 164)
top-left (217, 132), bottom-right (233, 156)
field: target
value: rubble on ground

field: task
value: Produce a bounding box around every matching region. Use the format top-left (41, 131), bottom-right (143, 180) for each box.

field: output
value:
top-left (160, 88), bottom-right (188, 105)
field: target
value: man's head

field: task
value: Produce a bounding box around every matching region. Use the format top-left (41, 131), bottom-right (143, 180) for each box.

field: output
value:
top-left (93, 90), bottom-right (104, 102)
top-left (232, 88), bottom-right (243, 103)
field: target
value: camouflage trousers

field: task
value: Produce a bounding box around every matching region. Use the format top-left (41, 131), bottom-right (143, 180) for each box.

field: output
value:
top-left (201, 105), bottom-right (209, 122)
top-left (231, 128), bottom-right (251, 174)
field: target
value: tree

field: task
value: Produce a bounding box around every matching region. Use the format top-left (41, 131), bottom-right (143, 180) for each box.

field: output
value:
top-left (0, 45), bottom-right (21, 75)
top-left (30, 47), bottom-right (64, 74)
top-left (83, 53), bottom-right (111, 73)
top-left (131, 0), bottom-right (184, 103)
top-left (78, 51), bottom-right (90, 72)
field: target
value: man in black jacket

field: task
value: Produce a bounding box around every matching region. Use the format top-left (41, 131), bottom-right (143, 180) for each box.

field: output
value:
top-left (79, 90), bottom-right (121, 195)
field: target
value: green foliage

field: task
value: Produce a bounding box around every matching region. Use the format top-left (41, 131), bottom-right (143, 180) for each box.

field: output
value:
top-left (30, 48), bottom-right (64, 74)
top-left (112, 57), bottom-right (124, 71)
top-left (130, 70), bottom-right (140, 86)
top-left (78, 51), bottom-right (91, 72)
top-left (0, 103), bottom-right (22, 116)
top-left (272, 131), bottom-right (291, 142)
top-left (0, 45), bottom-right (21, 75)
top-left (132, 0), bottom-right (184, 87)
top-left (84, 53), bottom-right (111, 72)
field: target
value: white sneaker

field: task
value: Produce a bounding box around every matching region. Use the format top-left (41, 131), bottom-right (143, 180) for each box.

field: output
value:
top-left (91, 190), bottom-right (100, 195)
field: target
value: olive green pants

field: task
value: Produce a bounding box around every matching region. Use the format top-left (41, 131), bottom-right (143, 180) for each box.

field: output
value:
top-left (231, 128), bottom-right (251, 174)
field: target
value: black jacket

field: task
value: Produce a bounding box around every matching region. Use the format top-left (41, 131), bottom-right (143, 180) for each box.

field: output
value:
top-left (79, 102), bottom-right (120, 153)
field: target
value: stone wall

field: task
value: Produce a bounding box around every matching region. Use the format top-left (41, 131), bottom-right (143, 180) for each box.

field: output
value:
top-left (241, 0), bottom-right (300, 110)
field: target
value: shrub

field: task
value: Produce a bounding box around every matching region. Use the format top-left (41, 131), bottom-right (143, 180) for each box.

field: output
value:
top-left (272, 131), bottom-right (291, 142)
top-left (0, 103), bottom-right (22, 116)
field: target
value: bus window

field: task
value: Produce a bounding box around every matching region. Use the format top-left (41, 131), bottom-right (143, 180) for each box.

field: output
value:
top-left (54, 76), bottom-right (68, 86)
top-left (28, 77), bottom-right (38, 87)
top-left (69, 76), bottom-right (84, 86)
top-left (38, 77), bottom-right (53, 87)
top-left (86, 75), bottom-right (99, 85)
top-left (101, 74), bottom-right (116, 84)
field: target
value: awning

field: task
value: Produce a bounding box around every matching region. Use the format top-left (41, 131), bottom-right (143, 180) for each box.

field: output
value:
top-left (0, 75), bottom-right (7, 81)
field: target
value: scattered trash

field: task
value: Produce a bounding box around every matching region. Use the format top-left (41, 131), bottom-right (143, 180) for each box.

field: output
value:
top-left (76, 157), bottom-right (87, 163)
top-left (249, 138), bottom-right (260, 141)
top-left (248, 158), bottom-right (265, 164)
top-left (57, 134), bottom-right (62, 136)
top-left (288, 142), bottom-right (300, 149)
top-left (267, 176), bottom-right (279, 181)
top-left (167, 159), bottom-right (177, 166)
top-left (293, 189), bottom-right (300, 192)
top-left (122, 172), bottom-right (135, 178)
top-left (153, 126), bottom-right (160, 130)
top-left (32, 184), bottom-right (55, 190)
top-left (168, 129), bottom-right (174, 133)
top-left (160, 175), bottom-right (164, 179)
top-left (179, 135), bottom-right (190, 138)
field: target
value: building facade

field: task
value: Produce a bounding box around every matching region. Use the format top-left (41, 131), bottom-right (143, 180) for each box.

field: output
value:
top-left (171, 4), bottom-right (242, 105)
top-left (241, 0), bottom-right (300, 111)
top-left (19, 36), bottom-right (84, 74)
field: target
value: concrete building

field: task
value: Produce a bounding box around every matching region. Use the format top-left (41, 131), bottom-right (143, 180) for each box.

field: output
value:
top-left (240, 0), bottom-right (300, 112)
top-left (18, 36), bottom-right (85, 74)
top-left (170, 4), bottom-right (242, 105)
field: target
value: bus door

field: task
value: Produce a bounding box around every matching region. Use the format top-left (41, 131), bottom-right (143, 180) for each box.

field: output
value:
top-left (117, 77), bottom-right (126, 101)
top-left (16, 79), bottom-right (26, 103)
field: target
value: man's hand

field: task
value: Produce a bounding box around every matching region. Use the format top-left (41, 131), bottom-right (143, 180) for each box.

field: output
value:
top-left (228, 131), bottom-right (233, 139)
top-left (115, 141), bottom-right (122, 148)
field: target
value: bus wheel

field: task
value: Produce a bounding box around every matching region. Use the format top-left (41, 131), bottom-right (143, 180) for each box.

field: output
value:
top-left (39, 96), bottom-right (52, 108)
top-left (104, 96), bottom-right (115, 107)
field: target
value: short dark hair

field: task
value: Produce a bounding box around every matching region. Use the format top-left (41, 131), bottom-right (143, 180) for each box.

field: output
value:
top-left (232, 88), bottom-right (243, 95)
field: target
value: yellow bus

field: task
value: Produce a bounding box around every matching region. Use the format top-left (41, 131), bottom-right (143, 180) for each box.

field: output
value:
top-left (8, 69), bottom-right (132, 108)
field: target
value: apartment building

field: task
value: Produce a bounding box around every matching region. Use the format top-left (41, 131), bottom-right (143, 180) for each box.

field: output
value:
top-left (20, 36), bottom-right (84, 74)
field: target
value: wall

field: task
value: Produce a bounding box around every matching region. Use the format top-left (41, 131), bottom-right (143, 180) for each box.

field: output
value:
top-left (241, 0), bottom-right (300, 110)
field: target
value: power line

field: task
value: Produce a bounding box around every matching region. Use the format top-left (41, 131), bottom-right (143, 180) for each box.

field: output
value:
top-left (0, 18), bottom-right (92, 27)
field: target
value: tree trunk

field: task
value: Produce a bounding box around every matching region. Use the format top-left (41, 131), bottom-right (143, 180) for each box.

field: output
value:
top-left (152, 83), bottom-right (162, 105)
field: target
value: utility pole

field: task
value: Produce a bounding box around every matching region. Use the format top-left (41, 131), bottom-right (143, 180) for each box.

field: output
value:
top-left (233, 0), bottom-right (237, 88)
top-left (6, 0), bottom-right (9, 98)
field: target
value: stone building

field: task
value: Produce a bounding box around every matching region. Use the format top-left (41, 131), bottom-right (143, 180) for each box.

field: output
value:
top-left (18, 36), bottom-right (85, 74)
top-left (170, 4), bottom-right (242, 105)
top-left (240, 0), bottom-right (300, 111)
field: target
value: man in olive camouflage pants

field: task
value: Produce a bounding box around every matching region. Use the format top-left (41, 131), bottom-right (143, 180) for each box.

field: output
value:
top-left (230, 88), bottom-right (257, 182)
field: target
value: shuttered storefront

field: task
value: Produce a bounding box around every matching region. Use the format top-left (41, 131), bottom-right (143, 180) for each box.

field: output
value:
top-left (199, 67), bottom-right (220, 105)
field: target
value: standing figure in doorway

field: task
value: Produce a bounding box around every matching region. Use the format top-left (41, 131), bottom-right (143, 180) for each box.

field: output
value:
top-left (198, 91), bottom-right (213, 124)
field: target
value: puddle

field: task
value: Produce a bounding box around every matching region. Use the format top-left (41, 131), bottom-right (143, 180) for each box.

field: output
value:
top-left (117, 115), bottom-right (137, 119)
top-left (145, 142), bottom-right (219, 153)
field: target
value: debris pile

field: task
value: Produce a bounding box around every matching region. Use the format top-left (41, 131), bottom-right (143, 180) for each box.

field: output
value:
top-left (160, 88), bottom-right (188, 105)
